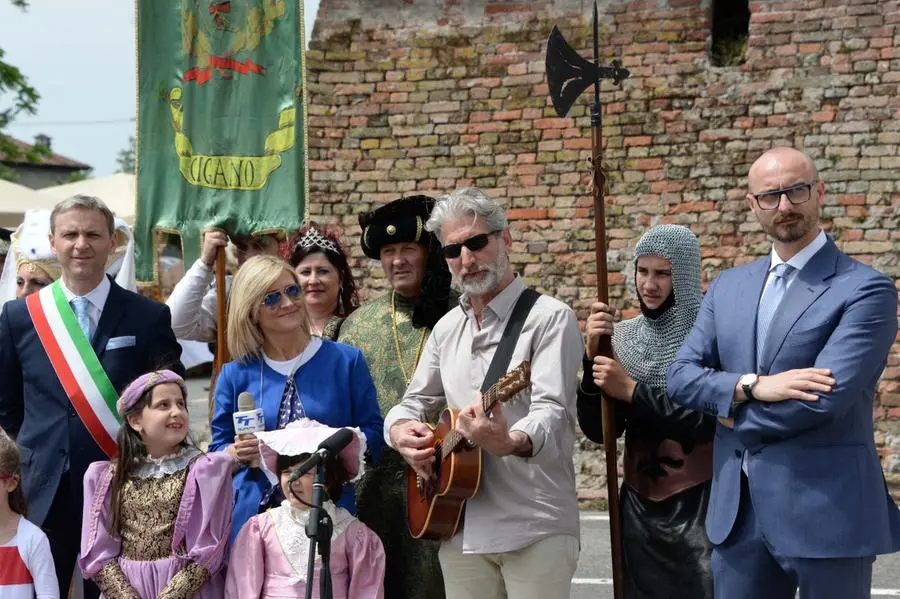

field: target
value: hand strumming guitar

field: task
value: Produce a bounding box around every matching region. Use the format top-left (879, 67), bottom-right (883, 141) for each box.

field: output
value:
top-left (390, 420), bottom-right (436, 480)
top-left (455, 393), bottom-right (532, 458)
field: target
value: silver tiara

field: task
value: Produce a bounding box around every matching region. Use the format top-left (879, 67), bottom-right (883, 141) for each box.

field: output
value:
top-left (297, 227), bottom-right (340, 255)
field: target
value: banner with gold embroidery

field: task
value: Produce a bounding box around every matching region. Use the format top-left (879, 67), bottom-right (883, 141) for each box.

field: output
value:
top-left (134, 0), bottom-right (306, 281)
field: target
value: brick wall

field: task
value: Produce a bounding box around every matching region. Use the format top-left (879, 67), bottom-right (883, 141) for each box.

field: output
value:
top-left (305, 0), bottom-right (900, 498)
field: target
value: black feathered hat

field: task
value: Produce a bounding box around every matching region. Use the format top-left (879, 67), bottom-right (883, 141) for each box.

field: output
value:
top-left (358, 195), bottom-right (452, 329)
top-left (359, 195), bottom-right (434, 260)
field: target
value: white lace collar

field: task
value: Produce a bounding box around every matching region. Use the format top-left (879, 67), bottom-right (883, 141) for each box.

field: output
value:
top-left (268, 500), bottom-right (355, 581)
top-left (131, 446), bottom-right (200, 480)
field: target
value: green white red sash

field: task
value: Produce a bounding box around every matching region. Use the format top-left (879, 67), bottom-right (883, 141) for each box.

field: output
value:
top-left (26, 281), bottom-right (121, 458)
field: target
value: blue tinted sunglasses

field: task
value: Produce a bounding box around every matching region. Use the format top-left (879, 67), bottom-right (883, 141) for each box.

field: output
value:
top-left (261, 284), bottom-right (302, 309)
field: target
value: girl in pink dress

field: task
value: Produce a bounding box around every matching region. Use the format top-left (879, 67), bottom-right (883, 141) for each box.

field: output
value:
top-left (80, 370), bottom-right (232, 598)
top-left (226, 419), bottom-right (384, 599)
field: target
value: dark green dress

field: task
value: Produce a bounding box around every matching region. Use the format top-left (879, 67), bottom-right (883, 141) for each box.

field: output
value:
top-left (338, 293), bottom-right (446, 599)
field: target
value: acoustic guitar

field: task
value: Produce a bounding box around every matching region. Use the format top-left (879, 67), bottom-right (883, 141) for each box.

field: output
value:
top-left (406, 361), bottom-right (532, 541)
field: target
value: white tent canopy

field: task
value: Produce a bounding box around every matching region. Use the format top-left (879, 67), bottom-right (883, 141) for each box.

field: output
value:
top-left (40, 173), bottom-right (136, 223)
top-left (0, 178), bottom-right (62, 228)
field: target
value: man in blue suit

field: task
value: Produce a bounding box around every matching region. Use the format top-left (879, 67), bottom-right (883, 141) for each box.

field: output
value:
top-left (0, 195), bottom-right (184, 599)
top-left (667, 147), bottom-right (900, 598)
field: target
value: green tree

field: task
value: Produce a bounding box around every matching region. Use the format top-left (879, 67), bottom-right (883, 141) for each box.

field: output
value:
top-left (64, 169), bottom-right (91, 183)
top-left (116, 135), bottom-right (136, 174)
top-left (0, 0), bottom-right (42, 181)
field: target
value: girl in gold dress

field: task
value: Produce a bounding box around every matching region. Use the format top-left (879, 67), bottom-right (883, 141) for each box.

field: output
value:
top-left (80, 371), bottom-right (232, 599)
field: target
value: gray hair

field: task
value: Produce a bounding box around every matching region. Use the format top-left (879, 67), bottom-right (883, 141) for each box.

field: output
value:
top-left (424, 188), bottom-right (509, 242)
top-left (50, 195), bottom-right (116, 235)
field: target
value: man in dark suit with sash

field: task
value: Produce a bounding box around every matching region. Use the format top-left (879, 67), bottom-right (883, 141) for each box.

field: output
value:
top-left (0, 195), bottom-right (184, 599)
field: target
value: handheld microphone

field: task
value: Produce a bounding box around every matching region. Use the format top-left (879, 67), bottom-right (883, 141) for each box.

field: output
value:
top-left (233, 392), bottom-right (265, 468)
top-left (233, 392), bottom-right (265, 435)
top-left (288, 428), bottom-right (355, 484)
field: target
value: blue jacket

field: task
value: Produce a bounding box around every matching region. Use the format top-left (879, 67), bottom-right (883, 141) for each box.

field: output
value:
top-left (0, 279), bottom-right (184, 526)
top-left (210, 339), bottom-right (384, 542)
top-left (667, 238), bottom-right (900, 558)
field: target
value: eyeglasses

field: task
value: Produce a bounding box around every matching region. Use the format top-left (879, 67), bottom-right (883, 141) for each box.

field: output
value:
top-left (261, 284), bottom-right (302, 309)
top-left (441, 230), bottom-right (501, 259)
top-left (752, 182), bottom-right (816, 211)
top-left (235, 237), bottom-right (276, 254)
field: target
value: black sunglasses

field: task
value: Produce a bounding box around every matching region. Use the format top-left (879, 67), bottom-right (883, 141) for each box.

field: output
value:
top-left (441, 230), bottom-right (501, 259)
top-left (261, 284), bottom-right (302, 309)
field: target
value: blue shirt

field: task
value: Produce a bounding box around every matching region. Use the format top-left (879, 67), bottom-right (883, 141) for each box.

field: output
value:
top-left (210, 339), bottom-right (384, 542)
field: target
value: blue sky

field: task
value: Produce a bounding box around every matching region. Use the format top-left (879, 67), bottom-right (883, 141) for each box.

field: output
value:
top-left (0, 0), bottom-right (320, 177)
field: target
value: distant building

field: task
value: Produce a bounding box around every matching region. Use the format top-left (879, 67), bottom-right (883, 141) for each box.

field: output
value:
top-left (0, 134), bottom-right (91, 189)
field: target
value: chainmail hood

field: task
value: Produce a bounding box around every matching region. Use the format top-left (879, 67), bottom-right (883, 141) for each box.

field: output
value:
top-left (612, 225), bottom-right (702, 390)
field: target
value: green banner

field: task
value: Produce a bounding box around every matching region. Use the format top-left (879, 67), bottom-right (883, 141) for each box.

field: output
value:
top-left (135, 0), bottom-right (307, 281)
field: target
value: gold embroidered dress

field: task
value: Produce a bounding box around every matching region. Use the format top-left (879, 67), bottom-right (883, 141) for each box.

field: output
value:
top-left (338, 292), bottom-right (446, 599)
top-left (80, 448), bottom-right (232, 599)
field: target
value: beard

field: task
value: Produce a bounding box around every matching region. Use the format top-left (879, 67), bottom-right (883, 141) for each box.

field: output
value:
top-left (763, 211), bottom-right (813, 243)
top-left (454, 250), bottom-right (509, 296)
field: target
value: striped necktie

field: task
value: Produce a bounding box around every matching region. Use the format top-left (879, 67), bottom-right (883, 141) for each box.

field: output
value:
top-left (756, 263), bottom-right (794, 366)
top-left (71, 297), bottom-right (94, 341)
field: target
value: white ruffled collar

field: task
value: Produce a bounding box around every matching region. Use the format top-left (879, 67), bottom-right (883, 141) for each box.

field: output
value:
top-left (269, 500), bottom-right (355, 581)
top-left (132, 446), bottom-right (200, 480)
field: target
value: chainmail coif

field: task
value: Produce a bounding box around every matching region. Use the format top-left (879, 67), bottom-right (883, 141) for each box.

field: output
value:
top-left (611, 224), bottom-right (702, 390)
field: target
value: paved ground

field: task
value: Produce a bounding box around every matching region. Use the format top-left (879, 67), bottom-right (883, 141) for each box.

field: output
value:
top-left (186, 376), bottom-right (900, 598)
top-left (573, 513), bottom-right (900, 598)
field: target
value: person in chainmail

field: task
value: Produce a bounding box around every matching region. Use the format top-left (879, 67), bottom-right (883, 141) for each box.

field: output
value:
top-left (577, 224), bottom-right (715, 599)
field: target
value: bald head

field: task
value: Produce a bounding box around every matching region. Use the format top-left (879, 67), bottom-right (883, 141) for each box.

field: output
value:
top-left (746, 146), bottom-right (824, 257)
top-left (748, 147), bottom-right (818, 192)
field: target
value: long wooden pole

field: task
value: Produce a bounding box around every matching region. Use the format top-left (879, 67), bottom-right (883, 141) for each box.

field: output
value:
top-left (208, 245), bottom-right (230, 419)
top-left (590, 3), bottom-right (624, 598)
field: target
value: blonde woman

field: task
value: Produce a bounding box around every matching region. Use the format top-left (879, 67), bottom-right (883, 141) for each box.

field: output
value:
top-left (209, 255), bottom-right (383, 542)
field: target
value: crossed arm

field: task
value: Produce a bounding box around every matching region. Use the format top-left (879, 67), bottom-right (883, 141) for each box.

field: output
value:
top-left (667, 274), bottom-right (897, 451)
top-left (732, 275), bottom-right (897, 448)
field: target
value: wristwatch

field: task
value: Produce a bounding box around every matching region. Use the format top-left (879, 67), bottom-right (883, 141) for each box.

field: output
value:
top-left (739, 373), bottom-right (759, 402)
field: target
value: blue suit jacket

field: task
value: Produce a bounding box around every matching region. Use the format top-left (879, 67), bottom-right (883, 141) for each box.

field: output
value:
top-left (210, 339), bottom-right (384, 542)
top-left (667, 238), bottom-right (900, 558)
top-left (0, 279), bottom-right (184, 526)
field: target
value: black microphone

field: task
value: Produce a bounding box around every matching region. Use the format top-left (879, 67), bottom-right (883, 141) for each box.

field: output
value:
top-left (288, 428), bottom-right (355, 483)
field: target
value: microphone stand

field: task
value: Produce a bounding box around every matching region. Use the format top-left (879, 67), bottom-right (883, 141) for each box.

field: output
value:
top-left (304, 462), bottom-right (333, 599)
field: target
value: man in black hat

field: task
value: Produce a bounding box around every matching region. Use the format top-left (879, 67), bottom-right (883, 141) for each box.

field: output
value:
top-left (338, 195), bottom-right (451, 599)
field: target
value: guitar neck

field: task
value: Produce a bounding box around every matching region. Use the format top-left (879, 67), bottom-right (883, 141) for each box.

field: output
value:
top-left (441, 384), bottom-right (503, 459)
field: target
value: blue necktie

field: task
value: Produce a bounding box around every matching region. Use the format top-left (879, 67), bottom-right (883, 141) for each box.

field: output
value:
top-left (756, 263), bottom-right (794, 366)
top-left (71, 297), bottom-right (93, 341)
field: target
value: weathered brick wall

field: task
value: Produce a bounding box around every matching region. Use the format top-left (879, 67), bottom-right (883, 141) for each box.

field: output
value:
top-left (305, 0), bottom-right (900, 498)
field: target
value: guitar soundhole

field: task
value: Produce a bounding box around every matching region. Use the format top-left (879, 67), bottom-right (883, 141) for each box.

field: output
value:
top-left (416, 445), bottom-right (443, 500)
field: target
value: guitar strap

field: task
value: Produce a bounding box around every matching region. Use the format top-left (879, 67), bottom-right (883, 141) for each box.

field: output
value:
top-left (480, 288), bottom-right (540, 393)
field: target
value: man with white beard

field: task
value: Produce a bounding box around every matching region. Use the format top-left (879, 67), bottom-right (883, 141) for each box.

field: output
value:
top-left (384, 187), bottom-right (582, 599)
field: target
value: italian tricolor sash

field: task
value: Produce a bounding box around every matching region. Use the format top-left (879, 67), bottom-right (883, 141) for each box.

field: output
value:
top-left (26, 281), bottom-right (121, 458)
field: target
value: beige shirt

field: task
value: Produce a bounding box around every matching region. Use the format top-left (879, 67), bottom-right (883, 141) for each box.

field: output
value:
top-left (165, 259), bottom-right (218, 342)
top-left (384, 277), bottom-right (582, 554)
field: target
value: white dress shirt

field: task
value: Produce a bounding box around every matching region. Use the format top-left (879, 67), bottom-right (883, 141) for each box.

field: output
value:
top-left (60, 275), bottom-right (111, 336)
top-left (384, 277), bottom-right (582, 554)
top-left (760, 228), bottom-right (828, 296)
